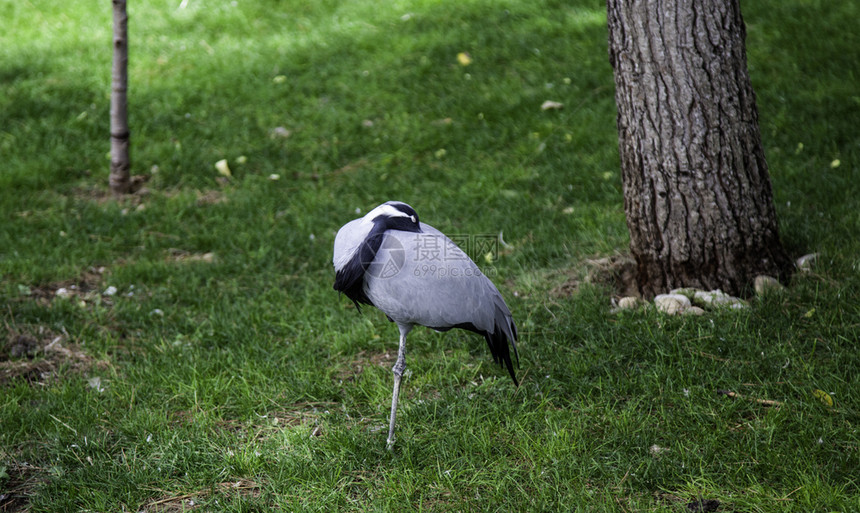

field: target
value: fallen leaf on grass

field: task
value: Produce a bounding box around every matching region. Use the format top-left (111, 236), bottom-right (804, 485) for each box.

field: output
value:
top-left (214, 159), bottom-right (231, 177)
top-left (812, 389), bottom-right (834, 407)
top-left (541, 100), bottom-right (563, 111)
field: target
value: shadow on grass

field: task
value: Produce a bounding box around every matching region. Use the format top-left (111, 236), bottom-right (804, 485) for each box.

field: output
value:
top-left (3, 0), bottom-right (610, 192)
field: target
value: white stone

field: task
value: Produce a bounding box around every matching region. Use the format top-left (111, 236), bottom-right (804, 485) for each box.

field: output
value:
top-left (754, 275), bottom-right (785, 295)
top-left (655, 294), bottom-right (691, 315)
top-left (694, 289), bottom-right (726, 305)
top-left (618, 296), bottom-right (643, 310)
top-left (660, 299), bottom-right (683, 315)
top-left (796, 253), bottom-right (818, 272)
top-left (656, 293), bottom-right (691, 306)
top-left (692, 289), bottom-right (747, 309)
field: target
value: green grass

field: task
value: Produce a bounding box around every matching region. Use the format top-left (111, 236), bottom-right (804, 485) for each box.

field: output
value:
top-left (1, 0), bottom-right (858, 511)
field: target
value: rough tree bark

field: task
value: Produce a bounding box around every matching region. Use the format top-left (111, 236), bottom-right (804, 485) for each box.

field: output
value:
top-left (109, 0), bottom-right (131, 195)
top-left (606, 0), bottom-right (793, 297)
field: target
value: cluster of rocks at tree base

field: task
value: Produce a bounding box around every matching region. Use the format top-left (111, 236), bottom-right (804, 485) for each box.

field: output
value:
top-left (614, 286), bottom-right (756, 315)
top-left (613, 253), bottom-right (818, 315)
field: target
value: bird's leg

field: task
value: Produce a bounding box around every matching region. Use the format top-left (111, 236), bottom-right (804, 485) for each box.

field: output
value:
top-left (387, 324), bottom-right (412, 450)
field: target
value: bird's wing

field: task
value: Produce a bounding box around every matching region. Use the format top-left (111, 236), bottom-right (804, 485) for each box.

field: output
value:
top-left (365, 225), bottom-right (486, 326)
top-left (366, 224), bottom-right (519, 382)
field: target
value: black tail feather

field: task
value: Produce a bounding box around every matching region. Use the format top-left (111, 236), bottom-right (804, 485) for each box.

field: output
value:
top-left (428, 320), bottom-right (519, 386)
top-left (484, 323), bottom-right (519, 387)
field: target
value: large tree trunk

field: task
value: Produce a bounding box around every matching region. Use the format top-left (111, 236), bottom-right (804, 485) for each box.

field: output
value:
top-left (109, 0), bottom-right (131, 195)
top-left (606, 0), bottom-right (793, 298)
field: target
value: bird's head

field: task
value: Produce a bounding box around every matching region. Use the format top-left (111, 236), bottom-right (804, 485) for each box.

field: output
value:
top-left (366, 201), bottom-right (421, 233)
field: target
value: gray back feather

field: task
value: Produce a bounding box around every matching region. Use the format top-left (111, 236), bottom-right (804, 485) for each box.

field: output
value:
top-left (364, 224), bottom-right (509, 331)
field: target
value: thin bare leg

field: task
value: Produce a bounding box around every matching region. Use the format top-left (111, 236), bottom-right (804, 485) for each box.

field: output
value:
top-left (387, 323), bottom-right (412, 450)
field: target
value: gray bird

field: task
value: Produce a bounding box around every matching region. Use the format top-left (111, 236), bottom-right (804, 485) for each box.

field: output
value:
top-left (332, 201), bottom-right (519, 449)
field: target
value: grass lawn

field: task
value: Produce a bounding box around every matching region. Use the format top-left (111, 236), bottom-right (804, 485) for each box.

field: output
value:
top-left (2, 0), bottom-right (858, 511)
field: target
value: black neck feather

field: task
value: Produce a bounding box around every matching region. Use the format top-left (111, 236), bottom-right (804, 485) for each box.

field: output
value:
top-left (333, 215), bottom-right (422, 311)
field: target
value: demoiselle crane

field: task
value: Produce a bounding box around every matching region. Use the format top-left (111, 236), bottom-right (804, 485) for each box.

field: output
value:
top-left (332, 201), bottom-right (519, 449)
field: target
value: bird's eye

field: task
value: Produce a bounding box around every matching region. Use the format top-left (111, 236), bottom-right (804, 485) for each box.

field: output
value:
top-left (410, 215), bottom-right (417, 223)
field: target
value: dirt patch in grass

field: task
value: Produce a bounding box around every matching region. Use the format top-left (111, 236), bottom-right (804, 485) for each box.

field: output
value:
top-left (167, 403), bottom-right (327, 441)
top-left (145, 187), bottom-right (228, 207)
top-left (655, 492), bottom-right (722, 512)
top-left (550, 254), bottom-right (639, 298)
top-left (0, 327), bottom-right (106, 387)
top-left (16, 266), bottom-right (106, 307)
top-left (68, 176), bottom-right (150, 204)
top-left (211, 407), bottom-right (320, 439)
top-left (245, 404), bottom-right (329, 440)
top-left (68, 181), bottom-right (230, 212)
top-left (335, 350), bottom-right (397, 382)
top-left (141, 478), bottom-right (264, 512)
top-left (0, 461), bottom-right (43, 513)
top-left (265, 403), bottom-right (327, 428)
top-left (193, 189), bottom-right (228, 206)
top-left (165, 249), bottom-right (217, 264)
